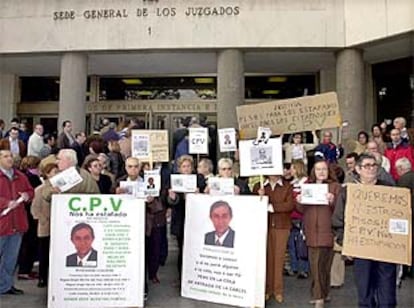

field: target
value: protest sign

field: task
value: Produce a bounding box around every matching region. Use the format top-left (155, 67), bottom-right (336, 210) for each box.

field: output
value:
top-left (343, 184), bottom-right (412, 265)
top-left (171, 174), bottom-right (197, 193)
top-left (49, 166), bottom-right (83, 192)
top-left (239, 137), bottom-right (283, 177)
top-left (208, 177), bottom-right (235, 196)
top-left (182, 194), bottom-right (268, 307)
top-left (48, 194), bottom-right (145, 308)
top-left (131, 130), bottom-right (169, 162)
top-left (189, 127), bottom-right (209, 154)
top-left (144, 169), bottom-right (161, 197)
top-left (218, 128), bottom-right (237, 152)
top-left (237, 92), bottom-right (341, 139)
top-left (300, 184), bottom-right (329, 205)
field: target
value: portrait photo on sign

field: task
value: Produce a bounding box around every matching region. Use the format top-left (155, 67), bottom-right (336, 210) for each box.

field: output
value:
top-left (204, 200), bottom-right (235, 248)
top-left (218, 128), bottom-right (237, 152)
top-left (66, 222), bottom-right (98, 267)
top-left (239, 137), bottom-right (283, 177)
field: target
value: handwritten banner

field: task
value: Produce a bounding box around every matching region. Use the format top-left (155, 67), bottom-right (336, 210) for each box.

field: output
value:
top-left (131, 129), bottom-right (169, 162)
top-left (237, 92), bottom-right (341, 139)
top-left (343, 184), bottom-right (412, 265)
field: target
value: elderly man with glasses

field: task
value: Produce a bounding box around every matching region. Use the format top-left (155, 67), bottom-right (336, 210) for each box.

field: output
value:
top-left (332, 153), bottom-right (397, 308)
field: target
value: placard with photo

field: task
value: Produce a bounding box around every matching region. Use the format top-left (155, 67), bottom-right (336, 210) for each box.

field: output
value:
top-left (218, 128), bottom-right (237, 152)
top-left (170, 174), bottom-right (197, 193)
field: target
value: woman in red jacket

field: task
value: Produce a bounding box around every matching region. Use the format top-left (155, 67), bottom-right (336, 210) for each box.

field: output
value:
top-left (296, 159), bottom-right (341, 307)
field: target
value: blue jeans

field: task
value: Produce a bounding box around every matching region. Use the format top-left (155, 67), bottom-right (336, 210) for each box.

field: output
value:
top-left (288, 225), bottom-right (309, 273)
top-left (0, 233), bottom-right (23, 293)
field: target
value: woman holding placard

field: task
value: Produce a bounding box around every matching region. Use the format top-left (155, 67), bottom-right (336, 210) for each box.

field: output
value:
top-left (167, 155), bottom-right (206, 285)
top-left (214, 158), bottom-right (250, 195)
top-left (296, 159), bottom-right (341, 307)
top-left (253, 175), bottom-right (294, 303)
top-left (282, 131), bottom-right (319, 168)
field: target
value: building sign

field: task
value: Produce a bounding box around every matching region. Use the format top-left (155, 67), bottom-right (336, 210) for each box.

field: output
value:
top-left (53, 4), bottom-right (240, 21)
top-left (86, 100), bottom-right (217, 113)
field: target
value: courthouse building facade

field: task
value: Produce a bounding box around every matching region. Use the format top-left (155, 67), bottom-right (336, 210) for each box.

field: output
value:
top-left (0, 0), bottom-right (413, 139)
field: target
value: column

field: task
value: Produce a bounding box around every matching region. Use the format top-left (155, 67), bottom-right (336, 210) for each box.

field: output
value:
top-left (217, 49), bottom-right (244, 130)
top-left (0, 73), bottom-right (19, 124)
top-left (336, 48), bottom-right (365, 139)
top-left (58, 53), bottom-right (88, 133)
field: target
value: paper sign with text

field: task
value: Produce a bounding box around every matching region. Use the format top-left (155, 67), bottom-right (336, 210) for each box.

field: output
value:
top-left (343, 184), bottom-right (412, 265)
top-left (239, 137), bottom-right (283, 177)
top-left (182, 194), bottom-right (268, 307)
top-left (189, 127), bottom-right (209, 154)
top-left (131, 130), bottom-right (169, 162)
top-left (48, 194), bottom-right (145, 308)
top-left (218, 128), bottom-right (237, 152)
top-left (237, 92), bottom-right (341, 139)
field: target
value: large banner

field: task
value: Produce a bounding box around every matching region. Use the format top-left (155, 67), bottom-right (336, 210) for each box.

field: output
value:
top-left (131, 129), bottom-right (169, 162)
top-left (48, 195), bottom-right (145, 308)
top-left (182, 194), bottom-right (268, 307)
top-left (343, 184), bottom-right (412, 265)
top-left (236, 92), bottom-right (341, 139)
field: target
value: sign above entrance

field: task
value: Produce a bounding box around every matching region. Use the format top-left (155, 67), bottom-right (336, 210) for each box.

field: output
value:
top-left (87, 100), bottom-right (217, 114)
top-left (236, 92), bottom-right (341, 139)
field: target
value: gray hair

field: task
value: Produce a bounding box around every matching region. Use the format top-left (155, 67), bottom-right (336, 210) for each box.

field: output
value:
top-left (58, 149), bottom-right (78, 166)
top-left (199, 158), bottom-right (213, 173)
top-left (217, 157), bottom-right (233, 169)
top-left (393, 117), bottom-right (406, 127)
top-left (395, 157), bottom-right (412, 171)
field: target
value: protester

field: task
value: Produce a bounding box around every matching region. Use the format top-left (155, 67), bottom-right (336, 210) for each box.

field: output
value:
top-left (333, 153), bottom-right (397, 307)
top-left (27, 124), bottom-right (44, 157)
top-left (370, 124), bottom-right (387, 154)
top-left (283, 131), bottom-right (318, 167)
top-left (0, 150), bottom-right (34, 295)
top-left (57, 120), bottom-right (75, 149)
top-left (384, 128), bottom-right (414, 180)
top-left (84, 158), bottom-right (112, 194)
top-left (343, 152), bottom-right (359, 183)
top-left (314, 131), bottom-right (343, 164)
top-left (71, 132), bottom-right (87, 167)
top-left (254, 175), bottom-right (293, 303)
top-left (107, 140), bottom-right (125, 180)
top-left (0, 126), bottom-right (27, 158)
top-left (296, 159), bottom-right (341, 307)
top-left (16, 156), bottom-right (42, 281)
top-left (31, 162), bottom-right (59, 287)
top-left (197, 158), bottom-right (214, 181)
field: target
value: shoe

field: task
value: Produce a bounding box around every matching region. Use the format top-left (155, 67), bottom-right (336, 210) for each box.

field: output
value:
top-left (314, 299), bottom-right (324, 307)
top-left (284, 269), bottom-right (297, 276)
top-left (297, 271), bottom-right (309, 279)
top-left (275, 294), bottom-right (284, 303)
top-left (37, 280), bottom-right (47, 288)
top-left (265, 293), bottom-right (271, 301)
top-left (309, 298), bottom-right (323, 305)
top-left (18, 274), bottom-right (35, 280)
top-left (151, 276), bottom-right (160, 284)
top-left (2, 286), bottom-right (24, 295)
top-left (324, 296), bottom-right (331, 302)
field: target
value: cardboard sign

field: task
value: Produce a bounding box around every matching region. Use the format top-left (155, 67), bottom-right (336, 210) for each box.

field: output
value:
top-left (48, 195), bottom-right (145, 308)
top-left (131, 130), bottom-right (169, 162)
top-left (189, 127), bottom-right (208, 154)
top-left (182, 194), bottom-right (268, 307)
top-left (239, 137), bottom-right (283, 177)
top-left (218, 128), bottom-right (237, 152)
top-left (237, 92), bottom-right (341, 139)
top-left (343, 184), bottom-right (412, 265)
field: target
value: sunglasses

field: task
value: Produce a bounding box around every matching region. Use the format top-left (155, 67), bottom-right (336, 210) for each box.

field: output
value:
top-left (220, 167), bottom-right (232, 171)
top-left (127, 165), bottom-right (139, 168)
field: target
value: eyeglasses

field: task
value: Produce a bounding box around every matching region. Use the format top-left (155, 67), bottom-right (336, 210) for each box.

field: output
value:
top-left (361, 163), bottom-right (378, 169)
top-left (127, 165), bottom-right (139, 168)
top-left (220, 167), bottom-right (232, 171)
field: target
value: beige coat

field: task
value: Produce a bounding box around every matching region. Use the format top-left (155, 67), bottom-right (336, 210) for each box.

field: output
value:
top-left (31, 185), bottom-right (51, 237)
top-left (42, 168), bottom-right (100, 202)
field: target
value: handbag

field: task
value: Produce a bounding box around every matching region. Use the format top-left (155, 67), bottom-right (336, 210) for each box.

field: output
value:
top-left (295, 229), bottom-right (308, 260)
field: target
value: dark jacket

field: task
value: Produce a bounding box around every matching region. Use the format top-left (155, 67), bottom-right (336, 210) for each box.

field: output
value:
top-left (0, 169), bottom-right (35, 236)
top-left (204, 228), bottom-right (235, 248)
top-left (167, 173), bottom-right (206, 238)
top-left (297, 182), bottom-right (341, 247)
top-left (66, 248), bottom-right (98, 267)
top-left (0, 138), bottom-right (27, 157)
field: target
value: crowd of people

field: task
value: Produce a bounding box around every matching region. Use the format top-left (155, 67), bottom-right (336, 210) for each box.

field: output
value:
top-left (0, 115), bottom-right (413, 308)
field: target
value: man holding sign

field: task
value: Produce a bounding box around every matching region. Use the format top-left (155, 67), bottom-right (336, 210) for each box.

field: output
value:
top-left (332, 154), bottom-right (399, 307)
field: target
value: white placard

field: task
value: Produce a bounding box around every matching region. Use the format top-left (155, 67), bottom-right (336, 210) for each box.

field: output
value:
top-left (257, 127), bottom-right (272, 143)
top-left (49, 167), bottom-right (83, 192)
top-left (144, 169), bottom-right (161, 197)
top-left (132, 134), bottom-right (150, 158)
top-left (300, 183), bottom-right (329, 205)
top-left (239, 138), bottom-right (283, 177)
top-left (119, 181), bottom-right (145, 198)
top-left (389, 219), bottom-right (409, 235)
top-left (48, 194), bottom-right (145, 308)
top-left (182, 194), bottom-right (268, 307)
top-left (218, 128), bottom-right (237, 152)
top-left (170, 174), bottom-right (197, 193)
top-left (189, 127), bottom-right (208, 154)
top-left (208, 177), bottom-right (235, 196)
